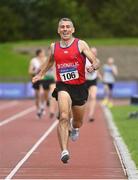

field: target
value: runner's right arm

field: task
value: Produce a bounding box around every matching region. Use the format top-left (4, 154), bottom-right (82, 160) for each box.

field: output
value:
top-left (32, 44), bottom-right (55, 83)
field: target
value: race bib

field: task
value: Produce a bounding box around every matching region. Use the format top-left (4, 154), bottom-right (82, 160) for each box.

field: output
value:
top-left (59, 67), bottom-right (79, 82)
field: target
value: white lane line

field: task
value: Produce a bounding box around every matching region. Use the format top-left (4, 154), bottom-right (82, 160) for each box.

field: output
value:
top-left (0, 101), bottom-right (19, 110)
top-left (0, 106), bottom-right (35, 127)
top-left (4, 120), bottom-right (58, 180)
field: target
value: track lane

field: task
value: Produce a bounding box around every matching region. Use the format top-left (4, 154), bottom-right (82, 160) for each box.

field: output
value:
top-left (0, 100), bottom-right (34, 122)
top-left (4, 120), bottom-right (58, 180)
top-left (0, 100), bottom-right (56, 179)
top-left (0, 106), bottom-right (35, 127)
top-left (0, 100), bottom-right (19, 110)
top-left (10, 102), bottom-right (126, 179)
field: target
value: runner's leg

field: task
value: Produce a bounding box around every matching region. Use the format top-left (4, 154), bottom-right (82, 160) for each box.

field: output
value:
top-left (49, 83), bottom-right (57, 118)
top-left (72, 104), bottom-right (86, 128)
top-left (87, 85), bottom-right (97, 121)
top-left (57, 91), bottom-right (72, 150)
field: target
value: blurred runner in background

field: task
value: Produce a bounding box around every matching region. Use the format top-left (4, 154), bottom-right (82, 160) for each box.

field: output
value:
top-left (85, 47), bottom-right (102, 122)
top-left (29, 49), bottom-right (46, 118)
top-left (102, 57), bottom-right (118, 108)
top-left (42, 48), bottom-right (57, 119)
top-left (29, 49), bottom-right (57, 118)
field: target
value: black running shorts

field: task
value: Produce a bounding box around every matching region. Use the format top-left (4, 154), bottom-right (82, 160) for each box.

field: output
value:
top-left (86, 79), bottom-right (97, 89)
top-left (32, 79), bottom-right (55, 90)
top-left (104, 82), bottom-right (114, 90)
top-left (52, 81), bottom-right (88, 106)
top-left (32, 81), bottom-right (41, 90)
top-left (41, 79), bottom-right (55, 90)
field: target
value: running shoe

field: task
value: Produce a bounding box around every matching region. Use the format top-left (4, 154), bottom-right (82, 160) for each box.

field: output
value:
top-left (36, 111), bottom-right (42, 119)
top-left (36, 109), bottom-right (43, 119)
top-left (69, 118), bottom-right (79, 141)
top-left (69, 128), bottom-right (79, 141)
top-left (61, 150), bottom-right (70, 163)
top-left (102, 98), bottom-right (108, 106)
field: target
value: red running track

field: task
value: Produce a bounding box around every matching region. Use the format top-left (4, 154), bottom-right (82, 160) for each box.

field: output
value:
top-left (0, 100), bottom-right (127, 179)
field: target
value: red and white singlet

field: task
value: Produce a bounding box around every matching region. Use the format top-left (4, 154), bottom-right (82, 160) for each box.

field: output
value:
top-left (54, 38), bottom-right (86, 85)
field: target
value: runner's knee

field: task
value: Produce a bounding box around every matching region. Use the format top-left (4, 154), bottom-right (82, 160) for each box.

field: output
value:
top-left (60, 112), bottom-right (69, 123)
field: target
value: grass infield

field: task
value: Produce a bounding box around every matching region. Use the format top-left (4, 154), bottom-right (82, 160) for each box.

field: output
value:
top-left (111, 104), bottom-right (138, 167)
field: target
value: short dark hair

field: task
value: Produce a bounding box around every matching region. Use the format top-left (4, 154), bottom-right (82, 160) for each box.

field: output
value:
top-left (58, 18), bottom-right (74, 27)
top-left (36, 49), bottom-right (43, 56)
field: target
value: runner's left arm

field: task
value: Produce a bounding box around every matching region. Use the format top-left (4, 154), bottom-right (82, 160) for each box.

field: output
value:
top-left (79, 40), bottom-right (100, 71)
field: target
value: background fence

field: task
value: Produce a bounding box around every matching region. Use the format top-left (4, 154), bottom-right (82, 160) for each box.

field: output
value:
top-left (0, 81), bottom-right (138, 99)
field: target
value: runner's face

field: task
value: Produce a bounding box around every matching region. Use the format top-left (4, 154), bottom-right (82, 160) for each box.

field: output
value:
top-left (58, 21), bottom-right (74, 41)
top-left (38, 50), bottom-right (45, 59)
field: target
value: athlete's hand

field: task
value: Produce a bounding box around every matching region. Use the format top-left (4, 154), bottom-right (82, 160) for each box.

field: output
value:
top-left (86, 65), bottom-right (95, 73)
top-left (87, 59), bottom-right (100, 73)
top-left (32, 74), bottom-right (42, 83)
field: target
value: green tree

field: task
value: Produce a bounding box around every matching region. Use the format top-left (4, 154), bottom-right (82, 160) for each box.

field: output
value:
top-left (98, 0), bottom-right (138, 37)
top-left (0, 0), bottom-right (138, 41)
top-left (0, 6), bottom-right (23, 41)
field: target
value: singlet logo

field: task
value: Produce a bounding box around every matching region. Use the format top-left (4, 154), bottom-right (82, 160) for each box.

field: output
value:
top-left (57, 62), bottom-right (79, 82)
top-left (57, 62), bottom-right (79, 69)
top-left (64, 51), bottom-right (68, 54)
